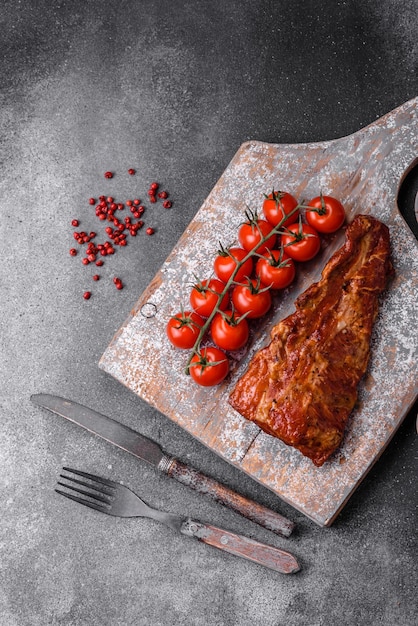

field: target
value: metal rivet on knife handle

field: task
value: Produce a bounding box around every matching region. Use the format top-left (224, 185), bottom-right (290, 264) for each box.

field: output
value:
top-left (164, 457), bottom-right (295, 538)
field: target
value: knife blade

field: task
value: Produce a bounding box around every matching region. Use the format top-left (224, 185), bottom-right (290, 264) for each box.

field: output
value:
top-left (31, 393), bottom-right (295, 537)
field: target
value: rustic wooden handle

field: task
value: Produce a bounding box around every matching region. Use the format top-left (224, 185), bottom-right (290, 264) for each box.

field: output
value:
top-left (181, 519), bottom-right (300, 574)
top-left (165, 458), bottom-right (295, 537)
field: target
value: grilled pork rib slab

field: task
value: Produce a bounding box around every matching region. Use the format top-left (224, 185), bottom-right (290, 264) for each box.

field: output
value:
top-left (228, 215), bottom-right (393, 467)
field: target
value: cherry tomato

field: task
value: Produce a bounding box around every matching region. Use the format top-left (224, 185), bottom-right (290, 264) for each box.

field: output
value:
top-left (210, 310), bottom-right (249, 351)
top-left (263, 190), bottom-right (299, 227)
top-left (281, 221), bottom-right (320, 262)
top-left (231, 278), bottom-right (272, 319)
top-left (238, 214), bottom-right (276, 253)
top-left (189, 347), bottom-right (229, 386)
top-left (255, 249), bottom-right (296, 290)
top-left (305, 194), bottom-right (345, 233)
top-left (166, 311), bottom-right (205, 349)
top-left (190, 278), bottom-right (229, 318)
top-left (213, 246), bottom-right (253, 283)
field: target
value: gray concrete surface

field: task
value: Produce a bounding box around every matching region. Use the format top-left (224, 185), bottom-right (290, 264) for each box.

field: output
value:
top-left (1, 1), bottom-right (417, 625)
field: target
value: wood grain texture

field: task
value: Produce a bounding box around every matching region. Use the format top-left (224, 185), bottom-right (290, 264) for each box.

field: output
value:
top-left (183, 522), bottom-right (300, 574)
top-left (99, 98), bottom-right (418, 527)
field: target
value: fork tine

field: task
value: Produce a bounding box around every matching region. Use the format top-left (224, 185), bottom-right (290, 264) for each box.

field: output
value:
top-left (55, 488), bottom-right (109, 512)
top-left (59, 473), bottom-right (113, 495)
top-left (56, 479), bottom-right (111, 504)
top-left (58, 467), bottom-right (117, 505)
top-left (62, 467), bottom-right (116, 487)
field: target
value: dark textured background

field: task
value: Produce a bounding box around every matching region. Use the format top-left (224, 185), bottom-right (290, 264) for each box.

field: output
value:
top-left (1, 1), bottom-right (417, 625)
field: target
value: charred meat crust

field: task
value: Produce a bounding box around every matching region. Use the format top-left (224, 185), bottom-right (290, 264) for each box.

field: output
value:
top-left (228, 214), bottom-right (393, 467)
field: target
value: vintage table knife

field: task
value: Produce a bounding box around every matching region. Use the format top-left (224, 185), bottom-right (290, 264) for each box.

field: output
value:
top-left (31, 393), bottom-right (295, 537)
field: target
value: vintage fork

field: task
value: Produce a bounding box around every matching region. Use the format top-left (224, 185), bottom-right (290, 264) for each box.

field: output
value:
top-left (56, 468), bottom-right (300, 574)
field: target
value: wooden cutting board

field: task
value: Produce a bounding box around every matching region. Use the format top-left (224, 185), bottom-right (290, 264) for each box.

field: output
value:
top-left (99, 98), bottom-right (418, 527)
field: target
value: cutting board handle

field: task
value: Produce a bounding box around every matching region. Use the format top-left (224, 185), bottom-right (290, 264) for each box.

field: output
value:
top-left (396, 157), bottom-right (418, 240)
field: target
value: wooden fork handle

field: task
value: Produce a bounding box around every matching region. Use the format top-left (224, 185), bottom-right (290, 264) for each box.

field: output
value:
top-left (180, 519), bottom-right (300, 574)
top-left (163, 457), bottom-right (295, 538)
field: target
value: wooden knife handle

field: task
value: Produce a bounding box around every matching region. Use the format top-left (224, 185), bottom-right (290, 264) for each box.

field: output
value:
top-left (180, 519), bottom-right (300, 574)
top-left (164, 457), bottom-right (295, 538)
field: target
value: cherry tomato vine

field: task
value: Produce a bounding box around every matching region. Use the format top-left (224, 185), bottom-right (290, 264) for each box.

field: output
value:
top-left (167, 189), bottom-right (346, 386)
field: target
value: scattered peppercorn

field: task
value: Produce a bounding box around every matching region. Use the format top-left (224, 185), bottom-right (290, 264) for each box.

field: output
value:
top-left (70, 170), bottom-right (173, 300)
